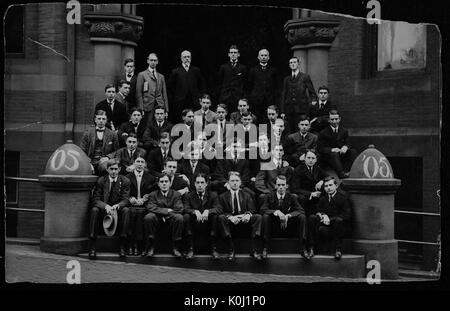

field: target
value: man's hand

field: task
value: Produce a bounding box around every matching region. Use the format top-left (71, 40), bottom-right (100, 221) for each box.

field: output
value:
top-left (331, 148), bottom-right (340, 153)
top-left (299, 154), bottom-right (306, 161)
top-left (224, 183), bottom-right (231, 191)
top-left (280, 214), bottom-right (289, 230)
top-left (136, 198), bottom-right (145, 206)
top-left (142, 194), bottom-right (150, 201)
top-left (228, 215), bottom-right (240, 225)
top-left (179, 174), bottom-right (190, 185)
top-left (315, 180), bottom-right (324, 191)
top-left (310, 191), bottom-right (322, 199)
top-left (282, 160), bottom-right (290, 167)
top-left (178, 187), bottom-right (189, 195)
top-left (250, 177), bottom-right (256, 182)
top-left (167, 208), bottom-right (173, 214)
top-left (194, 210), bottom-right (203, 222)
top-left (340, 145), bottom-right (349, 154)
top-left (201, 209), bottom-right (209, 222)
top-left (129, 197), bottom-right (137, 205)
top-left (126, 165), bottom-right (135, 173)
top-left (100, 156), bottom-right (110, 163)
top-left (105, 205), bottom-right (113, 214)
top-left (321, 214), bottom-right (330, 226)
top-left (241, 213), bottom-right (251, 223)
top-left (111, 204), bottom-right (119, 210)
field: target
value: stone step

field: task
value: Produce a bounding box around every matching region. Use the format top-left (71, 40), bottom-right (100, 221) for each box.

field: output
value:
top-left (78, 252), bottom-right (366, 278)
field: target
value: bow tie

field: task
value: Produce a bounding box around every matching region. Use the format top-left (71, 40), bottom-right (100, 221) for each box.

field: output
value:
top-left (127, 74), bottom-right (132, 78)
top-left (96, 128), bottom-right (105, 132)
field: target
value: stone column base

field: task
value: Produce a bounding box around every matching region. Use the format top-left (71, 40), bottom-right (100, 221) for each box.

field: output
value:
top-left (352, 239), bottom-right (398, 279)
top-left (40, 237), bottom-right (89, 255)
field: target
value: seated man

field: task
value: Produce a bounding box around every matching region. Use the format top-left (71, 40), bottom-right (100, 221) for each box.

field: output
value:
top-left (269, 117), bottom-right (289, 151)
top-left (142, 105), bottom-right (173, 152)
top-left (183, 173), bottom-right (221, 259)
top-left (291, 149), bottom-right (327, 215)
top-left (255, 144), bottom-right (293, 200)
top-left (194, 94), bottom-right (217, 129)
top-left (80, 109), bottom-right (120, 175)
top-left (262, 105), bottom-right (290, 139)
top-left (178, 146), bottom-right (210, 190)
top-left (317, 110), bottom-right (357, 179)
top-left (285, 115), bottom-right (318, 168)
top-left (143, 173), bottom-right (185, 258)
top-left (162, 157), bottom-right (190, 197)
top-left (147, 132), bottom-right (171, 177)
top-left (118, 108), bottom-right (147, 148)
top-left (307, 176), bottom-right (351, 260)
top-left (217, 172), bottom-right (263, 261)
top-left (171, 108), bottom-right (195, 143)
top-left (260, 175), bottom-right (308, 259)
top-left (125, 156), bottom-right (158, 256)
top-left (108, 133), bottom-right (147, 175)
top-left (249, 133), bottom-right (272, 178)
top-left (208, 103), bottom-right (234, 151)
top-left (88, 159), bottom-right (131, 259)
top-left (230, 98), bottom-right (258, 125)
top-left (309, 86), bottom-right (337, 134)
top-left (192, 132), bottom-right (217, 172)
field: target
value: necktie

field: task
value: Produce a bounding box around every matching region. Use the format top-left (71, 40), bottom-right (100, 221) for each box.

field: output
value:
top-left (292, 73), bottom-right (296, 79)
top-left (329, 195), bottom-right (332, 202)
top-left (152, 70), bottom-right (156, 80)
top-left (109, 180), bottom-right (117, 203)
top-left (202, 112), bottom-right (206, 128)
top-left (233, 192), bottom-right (239, 215)
top-left (136, 174), bottom-right (142, 199)
top-left (163, 150), bottom-right (167, 160)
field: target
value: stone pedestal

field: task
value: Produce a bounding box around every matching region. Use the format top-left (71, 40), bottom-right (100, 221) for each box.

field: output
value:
top-left (284, 18), bottom-right (340, 88)
top-left (39, 141), bottom-right (97, 255)
top-left (341, 145), bottom-right (401, 279)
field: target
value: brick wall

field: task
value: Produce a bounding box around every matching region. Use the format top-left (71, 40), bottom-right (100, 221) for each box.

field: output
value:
top-left (25, 4), bottom-right (39, 59)
top-left (76, 5), bottom-right (95, 60)
top-left (37, 3), bottom-right (67, 59)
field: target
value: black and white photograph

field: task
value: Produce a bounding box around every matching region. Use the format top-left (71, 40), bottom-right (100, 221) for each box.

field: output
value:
top-left (2, 0), bottom-right (447, 298)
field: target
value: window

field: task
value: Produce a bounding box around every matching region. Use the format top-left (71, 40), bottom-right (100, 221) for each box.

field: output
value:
top-left (5, 5), bottom-right (24, 54)
top-left (377, 21), bottom-right (426, 71)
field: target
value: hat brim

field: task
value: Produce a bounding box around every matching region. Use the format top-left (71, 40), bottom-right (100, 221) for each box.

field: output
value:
top-left (103, 209), bottom-right (118, 237)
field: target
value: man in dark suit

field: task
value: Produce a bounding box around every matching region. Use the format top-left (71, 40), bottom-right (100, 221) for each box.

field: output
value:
top-left (280, 57), bottom-right (317, 133)
top-left (317, 110), bottom-right (358, 179)
top-left (269, 117), bottom-right (290, 152)
top-left (217, 172), bottom-right (263, 261)
top-left (229, 98), bottom-right (258, 125)
top-left (260, 175), bottom-right (308, 259)
top-left (116, 58), bottom-right (137, 109)
top-left (285, 115), bottom-right (318, 168)
top-left (147, 132), bottom-right (171, 178)
top-left (247, 49), bottom-right (277, 122)
top-left (88, 159), bottom-right (131, 259)
top-left (142, 105), bottom-right (173, 152)
top-left (291, 149), bottom-right (327, 215)
top-left (118, 108), bottom-right (147, 148)
top-left (218, 45), bottom-right (247, 113)
top-left (170, 109), bottom-right (195, 144)
top-left (178, 147), bottom-right (210, 190)
top-left (107, 133), bottom-right (147, 175)
top-left (95, 84), bottom-right (128, 131)
top-left (163, 158), bottom-right (190, 196)
top-left (255, 144), bottom-right (293, 198)
top-left (114, 80), bottom-right (131, 112)
top-left (206, 104), bottom-right (234, 153)
top-left (80, 110), bottom-right (120, 175)
top-left (168, 50), bottom-right (206, 123)
top-left (183, 173), bottom-right (221, 259)
top-left (249, 133), bottom-right (272, 177)
top-left (309, 86), bottom-right (338, 134)
top-left (136, 53), bottom-right (168, 123)
top-left (142, 173), bottom-right (185, 257)
top-left (307, 176), bottom-right (351, 259)
top-left (125, 156), bottom-right (158, 256)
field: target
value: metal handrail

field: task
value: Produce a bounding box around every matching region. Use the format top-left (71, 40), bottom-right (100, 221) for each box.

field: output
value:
top-left (5, 176), bottom-right (39, 183)
top-left (5, 176), bottom-right (44, 213)
top-left (395, 210), bottom-right (440, 217)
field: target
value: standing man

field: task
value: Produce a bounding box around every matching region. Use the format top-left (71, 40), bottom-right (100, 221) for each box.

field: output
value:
top-left (280, 57), bottom-right (317, 133)
top-left (218, 45), bottom-right (247, 114)
top-left (143, 173), bottom-right (185, 257)
top-left (95, 84), bottom-right (128, 131)
top-left (194, 94), bottom-right (217, 129)
top-left (247, 48), bottom-right (277, 122)
top-left (136, 53), bottom-right (168, 123)
top-left (317, 110), bottom-right (357, 179)
top-left (88, 159), bottom-right (131, 259)
top-left (260, 175), bottom-right (308, 260)
top-left (168, 50), bottom-right (206, 123)
top-left (116, 58), bottom-right (137, 109)
top-left (309, 86), bottom-right (337, 134)
top-left (114, 80), bottom-right (131, 112)
top-left (80, 110), bottom-right (120, 175)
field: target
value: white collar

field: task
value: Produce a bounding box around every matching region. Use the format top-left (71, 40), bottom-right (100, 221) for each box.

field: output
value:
top-left (277, 192), bottom-right (285, 200)
top-left (134, 170), bottom-right (143, 177)
top-left (109, 176), bottom-right (117, 183)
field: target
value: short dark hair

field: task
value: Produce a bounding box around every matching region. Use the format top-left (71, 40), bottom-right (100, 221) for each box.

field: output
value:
top-left (329, 109), bottom-right (340, 116)
top-left (158, 172), bottom-right (171, 182)
top-left (118, 80), bottom-right (130, 89)
top-left (164, 157), bottom-right (177, 167)
top-left (154, 105), bottom-right (167, 113)
top-left (104, 84), bottom-right (116, 92)
top-left (228, 171), bottom-right (241, 180)
top-left (182, 109), bottom-right (194, 117)
top-left (318, 85), bottom-right (330, 93)
top-left (126, 133), bottom-right (138, 140)
top-left (95, 109), bottom-right (107, 117)
top-left (106, 159), bottom-right (120, 168)
top-left (216, 103), bottom-right (228, 113)
top-left (305, 149), bottom-right (318, 157)
top-left (194, 172), bottom-right (209, 183)
top-left (276, 175), bottom-right (287, 182)
top-left (238, 98), bottom-right (249, 105)
top-left (229, 45), bottom-right (239, 51)
top-left (298, 114), bottom-right (310, 123)
top-left (323, 176), bottom-right (337, 185)
top-left (129, 107), bottom-right (143, 117)
top-left (267, 105), bottom-right (279, 113)
top-left (199, 94), bottom-right (211, 101)
top-left (160, 132), bottom-right (171, 141)
top-left (124, 58), bottom-right (134, 66)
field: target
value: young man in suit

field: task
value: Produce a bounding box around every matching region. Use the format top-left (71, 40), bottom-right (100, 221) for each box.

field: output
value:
top-left (142, 105), bottom-right (173, 152)
top-left (168, 50), bottom-right (206, 123)
top-left (194, 94), bottom-right (217, 129)
top-left (280, 57), bottom-right (317, 133)
top-left (183, 173), bottom-right (221, 259)
top-left (147, 132), bottom-right (171, 178)
top-left (107, 133), bottom-right (147, 175)
top-left (178, 147), bottom-right (210, 191)
top-left (260, 175), bottom-right (308, 260)
top-left (317, 110), bottom-right (358, 179)
top-left (125, 156), bottom-right (158, 256)
top-left (171, 108), bottom-right (195, 144)
top-left (285, 115), bottom-right (318, 168)
top-left (88, 159), bottom-right (131, 259)
top-left (309, 86), bottom-right (337, 134)
top-left (291, 149), bottom-right (327, 215)
top-left (114, 80), bottom-right (131, 112)
top-left (136, 53), bottom-right (168, 123)
top-left (95, 84), bottom-right (128, 131)
top-left (162, 158), bottom-right (190, 196)
top-left (80, 110), bottom-right (120, 175)
top-left (116, 58), bottom-right (137, 109)
top-left (247, 49), bottom-right (277, 122)
top-left (229, 98), bottom-right (258, 125)
top-left (307, 176), bottom-right (351, 260)
top-left (217, 172), bottom-right (263, 261)
top-left (218, 45), bottom-right (247, 113)
top-left (207, 104), bottom-right (234, 154)
top-left (142, 173), bottom-right (185, 258)
top-left (118, 108), bottom-right (147, 148)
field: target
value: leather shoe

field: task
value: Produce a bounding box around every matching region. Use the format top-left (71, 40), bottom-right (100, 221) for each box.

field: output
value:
top-left (334, 249), bottom-right (342, 260)
top-left (127, 247), bottom-right (133, 256)
top-left (142, 246), bottom-right (154, 257)
top-left (185, 248), bottom-right (194, 259)
top-left (172, 247), bottom-right (183, 258)
top-left (227, 249), bottom-right (235, 261)
top-left (88, 248), bottom-right (96, 259)
top-left (250, 250), bottom-right (262, 261)
top-left (300, 249), bottom-right (311, 260)
top-left (308, 248), bottom-right (315, 258)
top-left (211, 247), bottom-right (220, 260)
top-left (133, 247), bottom-right (140, 256)
top-left (261, 248), bottom-right (268, 260)
top-left (119, 246), bottom-right (127, 258)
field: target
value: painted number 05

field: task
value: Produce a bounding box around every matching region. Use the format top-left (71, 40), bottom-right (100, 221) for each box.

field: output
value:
top-left (50, 149), bottom-right (80, 171)
top-left (362, 155), bottom-right (391, 178)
